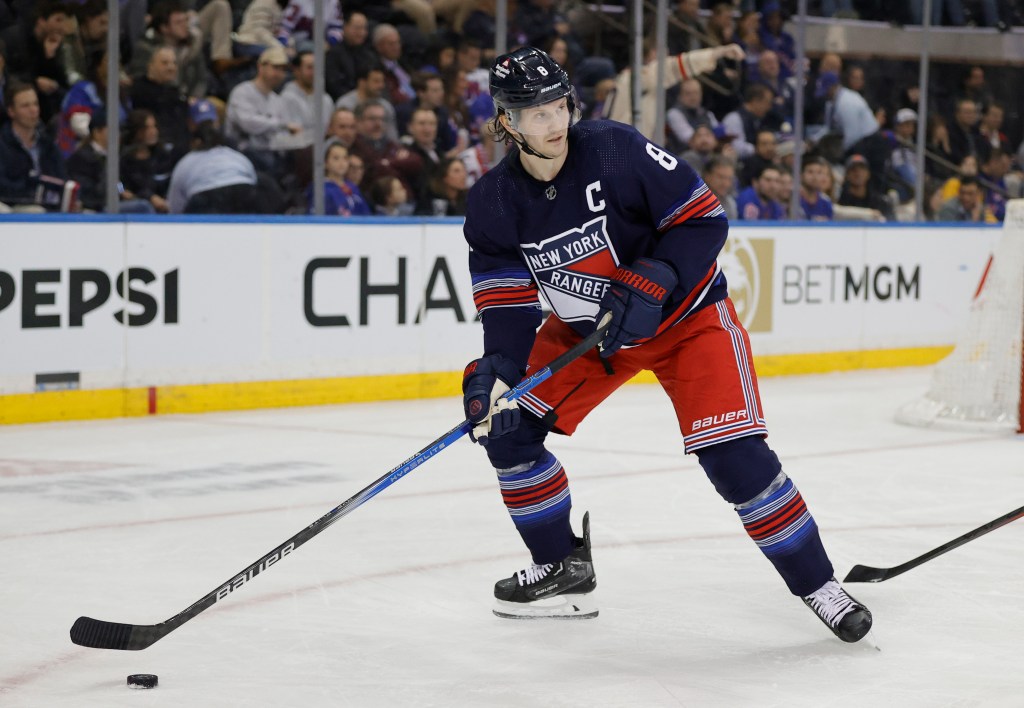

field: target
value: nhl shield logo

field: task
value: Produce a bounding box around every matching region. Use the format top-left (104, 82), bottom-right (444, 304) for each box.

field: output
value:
top-left (521, 215), bottom-right (620, 322)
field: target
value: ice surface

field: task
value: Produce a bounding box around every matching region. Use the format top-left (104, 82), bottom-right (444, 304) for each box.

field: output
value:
top-left (2, 368), bottom-right (1022, 707)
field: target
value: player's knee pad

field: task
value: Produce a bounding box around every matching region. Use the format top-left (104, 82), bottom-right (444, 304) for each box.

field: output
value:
top-left (695, 435), bottom-right (782, 506)
top-left (483, 411), bottom-right (549, 471)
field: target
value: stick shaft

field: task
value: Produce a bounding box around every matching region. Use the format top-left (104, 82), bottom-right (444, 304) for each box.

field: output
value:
top-left (71, 317), bottom-right (609, 650)
top-left (844, 504), bottom-right (1024, 583)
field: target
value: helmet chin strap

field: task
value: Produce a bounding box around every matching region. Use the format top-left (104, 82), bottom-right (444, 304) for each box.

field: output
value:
top-left (510, 132), bottom-right (555, 160)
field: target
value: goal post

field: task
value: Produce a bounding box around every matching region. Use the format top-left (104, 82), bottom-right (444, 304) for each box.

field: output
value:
top-left (895, 199), bottom-right (1024, 433)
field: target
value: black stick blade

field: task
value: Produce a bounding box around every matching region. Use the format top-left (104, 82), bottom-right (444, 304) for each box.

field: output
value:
top-left (71, 617), bottom-right (167, 650)
top-left (843, 565), bottom-right (890, 583)
top-left (71, 617), bottom-right (135, 649)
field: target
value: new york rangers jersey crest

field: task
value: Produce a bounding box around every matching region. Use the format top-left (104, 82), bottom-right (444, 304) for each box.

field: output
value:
top-left (463, 121), bottom-right (729, 367)
top-left (522, 216), bottom-right (621, 322)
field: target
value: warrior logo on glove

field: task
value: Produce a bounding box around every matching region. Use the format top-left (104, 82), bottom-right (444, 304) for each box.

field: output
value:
top-left (597, 258), bottom-right (678, 358)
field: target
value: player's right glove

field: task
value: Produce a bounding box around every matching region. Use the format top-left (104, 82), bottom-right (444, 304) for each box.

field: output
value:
top-left (597, 257), bottom-right (678, 358)
top-left (462, 354), bottom-right (522, 445)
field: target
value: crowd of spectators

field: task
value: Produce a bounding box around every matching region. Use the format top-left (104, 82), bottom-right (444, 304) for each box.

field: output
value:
top-left (1, 0), bottom-right (1022, 220)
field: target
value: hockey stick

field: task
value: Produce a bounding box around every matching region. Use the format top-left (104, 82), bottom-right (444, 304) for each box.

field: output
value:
top-left (844, 504), bottom-right (1024, 583)
top-left (70, 314), bottom-right (612, 651)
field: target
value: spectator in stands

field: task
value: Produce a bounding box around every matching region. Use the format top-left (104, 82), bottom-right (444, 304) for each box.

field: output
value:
top-left (838, 154), bottom-right (894, 221)
top-left (979, 102), bottom-right (1010, 155)
top-left (680, 124), bottom-right (719, 173)
top-left (193, 1), bottom-right (235, 79)
top-left (940, 154), bottom-right (978, 201)
top-left (797, 156), bottom-right (834, 221)
top-left (335, 64), bottom-right (398, 142)
top-left (281, 50), bottom-right (334, 147)
top-left (120, 108), bottom-right (175, 213)
top-left (130, 47), bottom-right (191, 159)
top-left (0, 81), bottom-right (65, 210)
top-left (703, 156), bottom-right (738, 221)
top-left (721, 83), bottom-right (779, 161)
top-left (936, 176), bottom-right (995, 222)
top-left (225, 45), bottom-right (302, 161)
top-left (666, 78), bottom-right (718, 154)
top-left (947, 97), bottom-right (987, 167)
top-left (129, 1), bottom-right (208, 100)
top-left (513, 0), bottom-right (583, 63)
top-left (346, 152), bottom-right (366, 187)
top-left (278, 0), bottom-right (343, 49)
top-left (308, 141), bottom-right (371, 216)
top-left (540, 36), bottom-right (573, 83)
top-left (738, 129), bottom-right (778, 188)
top-left (454, 38), bottom-right (490, 103)
top-left (368, 174), bottom-right (413, 216)
top-left (327, 107), bottom-right (357, 149)
top-left (751, 50), bottom-right (795, 122)
top-left (167, 122), bottom-right (262, 213)
top-left (0, 0), bottom-right (70, 123)
top-left (926, 114), bottom-right (956, 179)
top-left (817, 70), bottom-right (878, 152)
top-left (233, 0), bottom-right (285, 55)
top-left (666, 0), bottom-right (704, 54)
top-left (58, 51), bottom-right (128, 159)
top-left (737, 164), bottom-right (785, 220)
top-left (397, 71), bottom-right (457, 151)
top-left (758, 1), bottom-right (795, 75)
top-left (956, 65), bottom-right (993, 114)
top-left (978, 148), bottom-right (1010, 221)
top-left (403, 105), bottom-right (443, 188)
top-left (887, 107), bottom-right (918, 203)
top-left (61, 0), bottom-right (107, 87)
top-left (67, 112), bottom-right (155, 213)
top-left (372, 24), bottom-right (416, 108)
top-left (415, 156), bottom-right (469, 216)
top-left (461, 0), bottom-right (501, 51)
top-left (350, 98), bottom-right (423, 197)
top-left (705, 2), bottom-right (736, 47)
top-left (441, 67), bottom-right (474, 143)
top-left (607, 41), bottom-right (746, 143)
top-left (324, 11), bottom-right (374, 100)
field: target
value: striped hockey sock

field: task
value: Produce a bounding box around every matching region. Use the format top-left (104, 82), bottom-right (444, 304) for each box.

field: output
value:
top-left (735, 473), bottom-right (833, 597)
top-left (497, 450), bottom-right (574, 564)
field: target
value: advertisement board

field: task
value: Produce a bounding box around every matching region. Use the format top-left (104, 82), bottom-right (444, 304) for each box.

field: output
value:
top-left (0, 218), bottom-right (1001, 421)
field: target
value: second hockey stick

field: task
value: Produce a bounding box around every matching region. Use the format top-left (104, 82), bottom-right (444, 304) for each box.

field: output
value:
top-left (70, 314), bottom-right (612, 651)
top-left (844, 504), bottom-right (1024, 583)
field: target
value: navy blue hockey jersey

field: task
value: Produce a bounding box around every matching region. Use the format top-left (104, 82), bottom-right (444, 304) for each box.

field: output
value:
top-left (464, 120), bottom-right (729, 371)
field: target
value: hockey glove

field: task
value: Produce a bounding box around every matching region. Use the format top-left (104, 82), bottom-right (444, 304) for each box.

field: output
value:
top-left (462, 354), bottom-right (523, 445)
top-left (598, 258), bottom-right (679, 358)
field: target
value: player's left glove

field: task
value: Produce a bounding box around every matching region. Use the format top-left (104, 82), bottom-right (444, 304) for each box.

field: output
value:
top-left (597, 257), bottom-right (678, 358)
top-left (462, 354), bottom-right (522, 445)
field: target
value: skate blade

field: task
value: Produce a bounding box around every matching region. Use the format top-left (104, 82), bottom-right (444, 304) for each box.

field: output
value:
top-left (493, 593), bottom-right (598, 620)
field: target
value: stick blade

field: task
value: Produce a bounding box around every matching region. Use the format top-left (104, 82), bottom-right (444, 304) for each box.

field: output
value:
top-left (70, 617), bottom-right (162, 651)
top-left (843, 564), bottom-right (890, 583)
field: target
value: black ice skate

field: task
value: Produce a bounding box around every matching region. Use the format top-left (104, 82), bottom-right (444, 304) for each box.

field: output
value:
top-left (493, 512), bottom-right (597, 620)
top-left (802, 577), bottom-right (873, 642)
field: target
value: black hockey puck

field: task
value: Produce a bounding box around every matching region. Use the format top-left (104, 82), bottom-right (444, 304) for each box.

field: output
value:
top-left (127, 674), bottom-right (158, 689)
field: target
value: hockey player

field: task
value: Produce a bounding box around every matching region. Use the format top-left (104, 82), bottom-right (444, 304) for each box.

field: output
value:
top-left (460, 47), bottom-right (873, 643)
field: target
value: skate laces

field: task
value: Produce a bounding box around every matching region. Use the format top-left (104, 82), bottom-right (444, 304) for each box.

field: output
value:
top-left (804, 579), bottom-right (858, 627)
top-left (517, 563), bottom-right (554, 586)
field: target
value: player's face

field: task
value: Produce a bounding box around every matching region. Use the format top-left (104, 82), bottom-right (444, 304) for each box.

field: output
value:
top-left (513, 97), bottom-right (571, 155)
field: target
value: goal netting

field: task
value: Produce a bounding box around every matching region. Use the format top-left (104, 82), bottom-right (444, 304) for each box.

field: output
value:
top-left (895, 199), bottom-right (1024, 433)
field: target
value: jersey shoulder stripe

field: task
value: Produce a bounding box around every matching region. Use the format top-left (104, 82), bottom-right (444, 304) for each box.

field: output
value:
top-left (658, 183), bottom-right (726, 232)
